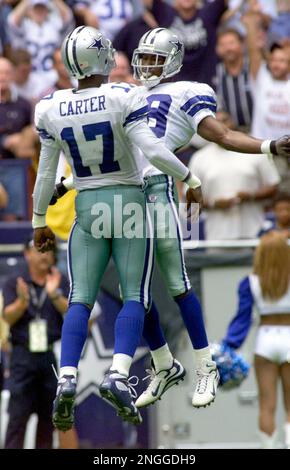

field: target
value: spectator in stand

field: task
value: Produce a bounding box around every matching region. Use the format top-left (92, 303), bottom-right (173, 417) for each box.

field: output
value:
top-left (215, 27), bottom-right (253, 132)
top-left (112, 0), bottom-right (164, 64)
top-left (73, 0), bottom-right (134, 41)
top-left (2, 239), bottom-right (71, 448)
top-left (11, 47), bottom-right (74, 107)
top-left (243, 12), bottom-right (290, 192)
top-left (109, 51), bottom-right (136, 83)
top-left (220, 0), bottom-right (275, 36)
top-left (189, 111), bottom-right (280, 240)
top-left (0, 57), bottom-right (32, 159)
top-left (258, 192), bottom-right (290, 238)
top-left (7, 0), bottom-right (73, 95)
top-left (0, 57), bottom-right (33, 220)
top-left (0, 2), bottom-right (11, 57)
top-left (40, 47), bottom-right (76, 96)
top-left (114, 0), bottom-right (228, 87)
top-left (10, 48), bottom-right (43, 106)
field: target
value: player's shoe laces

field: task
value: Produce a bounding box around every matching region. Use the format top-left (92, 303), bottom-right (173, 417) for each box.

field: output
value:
top-left (192, 359), bottom-right (219, 408)
top-left (52, 375), bottom-right (77, 431)
top-left (135, 359), bottom-right (186, 408)
top-left (99, 371), bottom-right (142, 425)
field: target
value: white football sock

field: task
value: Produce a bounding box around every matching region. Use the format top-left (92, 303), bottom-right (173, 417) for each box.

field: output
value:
top-left (151, 343), bottom-right (174, 373)
top-left (194, 346), bottom-right (212, 367)
top-left (110, 353), bottom-right (132, 377)
top-left (59, 366), bottom-right (77, 378)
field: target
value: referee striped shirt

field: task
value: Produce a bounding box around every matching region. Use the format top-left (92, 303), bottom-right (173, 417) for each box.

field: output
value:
top-left (215, 59), bottom-right (253, 130)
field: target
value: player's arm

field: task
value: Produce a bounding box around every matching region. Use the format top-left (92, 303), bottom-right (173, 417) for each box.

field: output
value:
top-left (197, 115), bottom-right (290, 157)
top-left (32, 139), bottom-right (61, 251)
top-left (126, 120), bottom-right (201, 189)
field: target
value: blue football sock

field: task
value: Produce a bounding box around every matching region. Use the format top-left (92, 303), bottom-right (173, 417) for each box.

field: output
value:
top-left (114, 300), bottom-right (145, 357)
top-left (142, 301), bottom-right (167, 351)
top-left (60, 303), bottom-right (91, 368)
top-left (175, 291), bottom-right (208, 349)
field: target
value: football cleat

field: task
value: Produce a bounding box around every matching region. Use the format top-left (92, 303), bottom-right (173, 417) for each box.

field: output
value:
top-left (192, 359), bottom-right (219, 408)
top-left (99, 371), bottom-right (142, 425)
top-left (52, 375), bottom-right (77, 432)
top-left (135, 359), bottom-right (186, 408)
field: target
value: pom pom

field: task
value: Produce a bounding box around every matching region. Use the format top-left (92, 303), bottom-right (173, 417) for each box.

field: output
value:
top-left (210, 342), bottom-right (250, 390)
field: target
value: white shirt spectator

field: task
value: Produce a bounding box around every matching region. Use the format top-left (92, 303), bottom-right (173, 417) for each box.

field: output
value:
top-left (7, 0), bottom-right (73, 95)
top-left (251, 63), bottom-right (290, 140)
top-left (189, 143), bottom-right (280, 240)
top-left (14, 74), bottom-right (49, 104)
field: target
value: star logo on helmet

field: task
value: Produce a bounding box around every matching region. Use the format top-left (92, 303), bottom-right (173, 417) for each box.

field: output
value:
top-left (88, 37), bottom-right (106, 56)
top-left (170, 38), bottom-right (183, 54)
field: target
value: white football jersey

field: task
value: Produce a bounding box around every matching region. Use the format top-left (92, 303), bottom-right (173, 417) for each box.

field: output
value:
top-left (143, 81), bottom-right (217, 177)
top-left (35, 83), bottom-right (149, 189)
top-left (7, 10), bottom-right (71, 91)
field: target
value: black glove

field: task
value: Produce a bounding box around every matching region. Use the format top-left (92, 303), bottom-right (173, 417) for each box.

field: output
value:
top-left (49, 177), bottom-right (68, 205)
top-left (271, 135), bottom-right (290, 157)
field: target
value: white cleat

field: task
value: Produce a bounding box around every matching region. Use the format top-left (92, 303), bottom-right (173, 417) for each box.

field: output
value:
top-left (135, 359), bottom-right (186, 408)
top-left (192, 359), bottom-right (219, 408)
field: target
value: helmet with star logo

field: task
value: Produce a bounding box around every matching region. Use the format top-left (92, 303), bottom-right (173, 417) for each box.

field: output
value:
top-left (132, 28), bottom-right (184, 88)
top-left (61, 26), bottom-right (116, 79)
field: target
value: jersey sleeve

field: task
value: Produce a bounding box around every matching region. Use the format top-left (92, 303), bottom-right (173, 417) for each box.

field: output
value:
top-left (33, 97), bottom-right (61, 224)
top-left (123, 86), bottom-right (149, 129)
top-left (180, 83), bottom-right (217, 132)
top-left (35, 96), bottom-right (59, 149)
top-left (223, 276), bottom-right (254, 349)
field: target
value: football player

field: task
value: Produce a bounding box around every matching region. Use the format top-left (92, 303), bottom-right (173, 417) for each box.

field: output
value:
top-left (32, 26), bottom-right (202, 429)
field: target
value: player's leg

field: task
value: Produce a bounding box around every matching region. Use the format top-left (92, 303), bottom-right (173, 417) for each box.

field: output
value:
top-left (136, 301), bottom-right (186, 408)
top-left (139, 175), bottom-right (218, 408)
top-left (254, 345), bottom-right (279, 448)
top-left (53, 214), bottom-right (111, 431)
top-left (99, 186), bottom-right (153, 425)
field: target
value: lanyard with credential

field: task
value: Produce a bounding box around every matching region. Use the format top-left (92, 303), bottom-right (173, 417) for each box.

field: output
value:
top-left (29, 284), bottom-right (47, 319)
top-left (28, 285), bottom-right (49, 352)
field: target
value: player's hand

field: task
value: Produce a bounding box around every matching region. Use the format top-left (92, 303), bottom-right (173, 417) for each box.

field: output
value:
top-left (186, 186), bottom-right (203, 220)
top-left (49, 177), bottom-right (68, 205)
top-left (274, 135), bottom-right (290, 157)
top-left (33, 227), bottom-right (56, 253)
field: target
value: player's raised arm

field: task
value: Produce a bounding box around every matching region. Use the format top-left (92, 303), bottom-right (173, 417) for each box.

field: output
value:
top-left (197, 115), bottom-right (290, 158)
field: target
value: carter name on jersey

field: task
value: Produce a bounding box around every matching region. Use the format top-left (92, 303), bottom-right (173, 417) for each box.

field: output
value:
top-left (59, 95), bottom-right (106, 116)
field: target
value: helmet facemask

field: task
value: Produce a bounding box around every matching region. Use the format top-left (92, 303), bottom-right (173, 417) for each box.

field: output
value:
top-left (132, 28), bottom-right (184, 88)
top-left (132, 50), bottom-right (168, 88)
